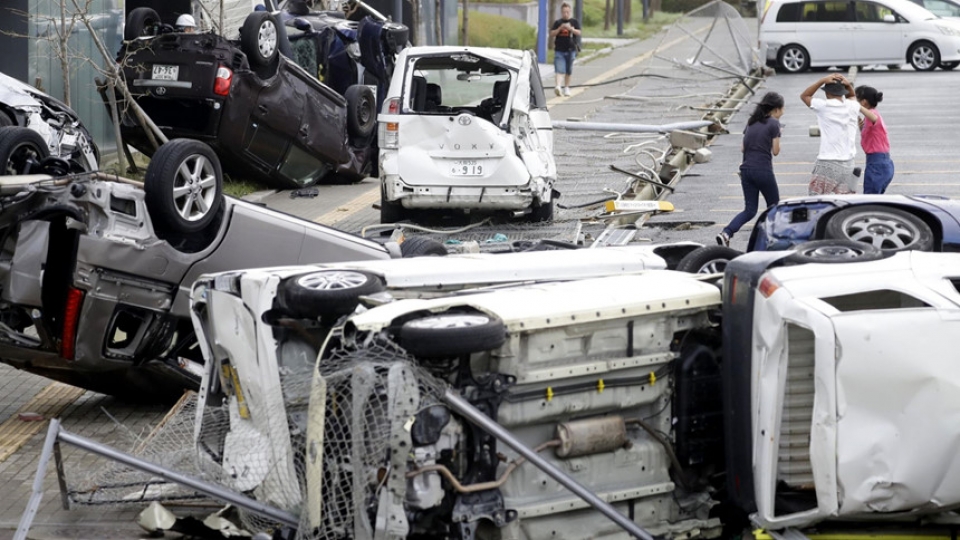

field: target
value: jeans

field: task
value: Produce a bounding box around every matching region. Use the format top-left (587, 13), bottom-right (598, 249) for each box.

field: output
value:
top-left (724, 167), bottom-right (780, 238)
top-left (863, 152), bottom-right (894, 194)
top-left (554, 50), bottom-right (577, 75)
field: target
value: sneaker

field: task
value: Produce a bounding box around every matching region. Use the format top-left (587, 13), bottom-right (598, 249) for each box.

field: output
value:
top-left (715, 231), bottom-right (730, 247)
top-left (554, 86), bottom-right (562, 97)
top-left (563, 87), bottom-right (571, 96)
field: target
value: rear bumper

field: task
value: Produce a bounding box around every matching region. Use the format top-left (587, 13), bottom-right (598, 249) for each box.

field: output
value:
top-left (383, 173), bottom-right (543, 210)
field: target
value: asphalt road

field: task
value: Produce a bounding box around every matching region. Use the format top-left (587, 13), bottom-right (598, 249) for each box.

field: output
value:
top-left (2, 25), bottom-right (960, 540)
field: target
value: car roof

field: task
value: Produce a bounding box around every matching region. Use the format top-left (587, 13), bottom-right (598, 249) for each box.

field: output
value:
top-left (400, 46), bottom-right (526, 69)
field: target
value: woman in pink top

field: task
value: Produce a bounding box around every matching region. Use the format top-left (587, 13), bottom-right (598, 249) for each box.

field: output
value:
top-left (856, 85), bottom-right (894, 194)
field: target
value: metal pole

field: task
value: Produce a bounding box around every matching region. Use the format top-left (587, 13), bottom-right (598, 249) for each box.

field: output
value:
top-left (54, 429), bottom-right (300, 528)
top-left (442, 390), bottom-right (656, 540)
top-left (552, 119), bottom-right (714, 132)
top-left (575, 0), bottom-right (584, 26)
top-left (538, 0), bottom-right (548, 63)
top-left (395, 0), bottom-right (403, 25)
top-left (14, 420), bottom-right (61, 540)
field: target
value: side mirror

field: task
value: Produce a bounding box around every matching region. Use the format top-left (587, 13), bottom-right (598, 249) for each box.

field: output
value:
top-left (883, 13), bottom-right (896, 22)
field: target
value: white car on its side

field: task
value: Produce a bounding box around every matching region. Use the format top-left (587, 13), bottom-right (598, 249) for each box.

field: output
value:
top-left (377, 46), bottom-right (557, 223)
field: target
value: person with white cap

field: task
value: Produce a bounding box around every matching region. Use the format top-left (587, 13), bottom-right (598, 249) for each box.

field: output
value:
top-left (800, 74), bottom-right (876, 195)
top-left (175, 13), bottom-right (197, 33)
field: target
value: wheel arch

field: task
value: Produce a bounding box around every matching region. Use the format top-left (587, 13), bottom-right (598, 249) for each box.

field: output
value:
top-left (907, 39), bottom-right (939, 62)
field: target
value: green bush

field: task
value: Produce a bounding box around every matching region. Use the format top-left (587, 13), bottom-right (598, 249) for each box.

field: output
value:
top-left (459, 10), bottom-right (537, 49)
top-left (660, 0), bottom-right (739, 13)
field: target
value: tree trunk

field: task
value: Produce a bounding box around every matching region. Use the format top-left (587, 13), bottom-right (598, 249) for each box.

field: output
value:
top-left (59, 2), bottom-right (71, 106)
top-left (435, 0), bottom-right (443, 44)
top-left (625, 0), bottom-right (632, 24)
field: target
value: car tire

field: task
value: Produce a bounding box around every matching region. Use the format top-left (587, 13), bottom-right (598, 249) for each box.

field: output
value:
top-left (278, 269), bottom-right (384, 319)
top-left (786, 239), bottom-right (884, 265)
top-left (241, 12), bottom-right (281, 70)
top-left (144, 139), bottom-right (224, 235)
top-left (398, 312), bottom-right (506, 357)
top-left (777, 44), bottom-right (809, 73)
top-left (823, 205), bottom-right (934, 252)
top-left (528, 199), bottom-right (555, 222)
top-left (0, 111), bottom-right (13, 127)
top-left (401, 236), bottom-right (448, 257)
top-left (124, 7), bottom-right (161, 41)
top-left (677, 246), bottom-right (743, 274)
top-left (345, 85), bottom-right (377, 142)
top-left (0, 127), bottom-right (49, 176)
top-left (383, 21), bottom-right (410, 55)
top-left (940, 61), bottom-right (959, 70)
top-left (908, 41), bottom-right (940, 71)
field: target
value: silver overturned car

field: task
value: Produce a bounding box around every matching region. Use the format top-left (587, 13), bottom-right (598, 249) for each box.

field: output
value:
top-left (0, 127), bottom-right (422, 401)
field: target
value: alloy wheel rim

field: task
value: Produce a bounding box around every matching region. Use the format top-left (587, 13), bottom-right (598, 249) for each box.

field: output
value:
top-left (913, 46), bottom-right (935, 70)
top-left (697, 258), bottom-right (729, 274)
top-left (407, 314), bottom-right (490, 330)
top-left (172, 154), bottom-right (217, 222)
top-left (783, 48), bottom-right (805, 72)
top-left (298, 271), bottom-right (370, 291)
top-left (841, 213), bottom-right (920, 250)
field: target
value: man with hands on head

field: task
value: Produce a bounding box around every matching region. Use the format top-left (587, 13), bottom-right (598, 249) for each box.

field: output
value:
top-left (801, 74), bottom-right (877, 195)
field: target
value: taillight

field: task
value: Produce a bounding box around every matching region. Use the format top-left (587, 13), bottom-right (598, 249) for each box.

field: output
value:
top-left (213, 65), bottom-right (232, 96)
top-left (60, 287), bottom-right (85, 360)
top-left (379, 97), bottom-right (400, 149)
top-left (758, 275), bottom-right (782, 298)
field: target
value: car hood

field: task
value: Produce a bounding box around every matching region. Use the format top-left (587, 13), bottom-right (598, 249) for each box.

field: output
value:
top-left (0, 71), bottom-right (44, 109)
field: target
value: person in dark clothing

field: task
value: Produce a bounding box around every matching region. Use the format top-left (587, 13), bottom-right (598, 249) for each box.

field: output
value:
top-left (717, 92), bottom-right (785, 247)
top-left (549, 2), bottom-right (581, 97)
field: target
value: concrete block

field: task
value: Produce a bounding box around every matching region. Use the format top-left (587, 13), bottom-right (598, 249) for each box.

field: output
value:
top-left (669, 130), bottom-right (707, 149)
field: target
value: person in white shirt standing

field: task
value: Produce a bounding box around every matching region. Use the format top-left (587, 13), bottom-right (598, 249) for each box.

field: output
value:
top-left (800, 74), bottom-right (876, 195)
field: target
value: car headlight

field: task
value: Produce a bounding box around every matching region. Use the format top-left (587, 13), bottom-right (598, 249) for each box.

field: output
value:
top-left (937, 24), bottom-right (960, 36)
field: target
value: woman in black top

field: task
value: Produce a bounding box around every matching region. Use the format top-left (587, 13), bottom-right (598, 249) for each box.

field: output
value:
top-left (717, 92), bottom-right (785, 247)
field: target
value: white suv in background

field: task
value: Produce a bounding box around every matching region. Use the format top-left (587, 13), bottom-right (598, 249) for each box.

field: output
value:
top-left (761, 0), bottom-right (960, 72)
top-left (377, 47), bottom-right (557, 223)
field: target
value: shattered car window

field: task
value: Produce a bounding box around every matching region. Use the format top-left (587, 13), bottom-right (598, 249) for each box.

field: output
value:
top-left (408, 56), bottom-right (511, 113)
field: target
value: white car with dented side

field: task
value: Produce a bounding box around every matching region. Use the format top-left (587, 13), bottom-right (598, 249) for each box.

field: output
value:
top-left (190, 241), bottom-right (960, 538)
top-left (377, 47), bottom-right (557, 223)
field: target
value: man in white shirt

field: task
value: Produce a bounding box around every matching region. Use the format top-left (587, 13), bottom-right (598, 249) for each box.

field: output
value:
top-left (800, 74), bottom-right (862, 194)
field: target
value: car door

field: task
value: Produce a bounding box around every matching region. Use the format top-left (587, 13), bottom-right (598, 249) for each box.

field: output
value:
top-left (852, 0), bottom-right (904, 62)
top-left (796, 0), bottom-right (856, 65)
top-left (510, 52), bottom-right (557, 183)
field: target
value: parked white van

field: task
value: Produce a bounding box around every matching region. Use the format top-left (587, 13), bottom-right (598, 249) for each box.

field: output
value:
top-left (760, 0), bottom-right (960, 72)
top-left (377, 47), bottom-right (557, 223)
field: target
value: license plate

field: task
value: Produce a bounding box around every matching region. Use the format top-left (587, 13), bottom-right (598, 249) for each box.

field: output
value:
top-left (152, 64), bottom-right (179, 81)
top-left (451, 160), bottom-right (483, 176)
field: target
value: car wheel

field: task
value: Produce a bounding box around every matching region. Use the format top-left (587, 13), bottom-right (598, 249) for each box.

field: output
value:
top-left (0, 127), bottom-right (49, 176)
top-left (124, 7), bottom-right (161, 41)
top-left (398, 312), bottom-right (506, 357)
top-left (278, 269), bottom-right (384, 319)
top-left (144, 139), bottom-right (224, 235)
top-left (677, 246), bottom-right (743, 274)
top-left (0, 111), bottom-right (13, 127)
top-left (345, 85), bottom-right (377, 142)
top-left (823, 205), bottom-right (934, 252)
top-left (528, 199), bottom-right (555, 222)
top-left (908, 41), bottom-right (940, 71)
top-left (400, 236), bottom-right (448, 257)
top-left (241, 12), bottom-right (280, 70)
top-left (777, 44), bottom-right (809, 73)
top-left (786, 239), bottom-right (884, 264)
top-left (382, 21), bottom-right (410, 55)
top-left (940, 61), bottom-right (959, 70)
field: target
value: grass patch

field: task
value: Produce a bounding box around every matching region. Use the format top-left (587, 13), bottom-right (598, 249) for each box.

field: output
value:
top-left (223, 175), bottom-right (268, 198)
top-left (459, 10), bottom-right (537, 49)
top-left (457, 5), bottom-right (679, 59)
